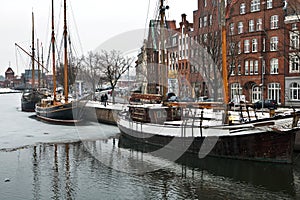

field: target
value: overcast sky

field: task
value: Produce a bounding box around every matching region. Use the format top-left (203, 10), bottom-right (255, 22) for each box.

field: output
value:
top-left (1, 0), bottom-right (197, 76)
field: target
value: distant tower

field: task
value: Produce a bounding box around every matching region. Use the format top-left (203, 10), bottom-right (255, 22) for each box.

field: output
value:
top-left (5, 67), bottom-right (14, 80)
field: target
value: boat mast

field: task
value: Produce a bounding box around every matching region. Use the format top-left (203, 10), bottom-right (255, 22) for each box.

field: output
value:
top-left (31, 12), bottom-right (35, 89)
top-left (220, 0), bottom-right (229, 104)
top-left (37, 38), bottom-right (40, 88)
top-left (51, 0), bottom-right (57, 101)
top-left (159, 0), bottom-right (168, 98)
top-left (63, 0), bottom-right (68, 103)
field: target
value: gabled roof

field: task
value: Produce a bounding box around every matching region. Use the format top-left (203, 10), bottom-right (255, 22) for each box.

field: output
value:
top-left (5, 67), bottom-right (14, 74)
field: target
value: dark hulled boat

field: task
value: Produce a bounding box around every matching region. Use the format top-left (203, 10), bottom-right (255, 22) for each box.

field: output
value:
top-left (117, 102), bottom-right (299, 164)
top-left (35, 98), bottom-right (85, 123)
top-left (35, 0), bottom-right (86, 123)
top-left (21, 89), bottom-right (47, 112)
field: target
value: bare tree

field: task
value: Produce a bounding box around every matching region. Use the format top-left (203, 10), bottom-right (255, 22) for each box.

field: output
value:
top-left (79, 51), bottom-right (105, 99)
top-left (99, 50), bottom-right (134, 103)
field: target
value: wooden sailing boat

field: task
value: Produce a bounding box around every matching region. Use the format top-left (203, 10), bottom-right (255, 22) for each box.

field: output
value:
top-left (116, 0), bottom-right (300, 164)
top-left (20, 12), bottom-right (47, 112)
top-left (35, 0), bottom-right (86, 123)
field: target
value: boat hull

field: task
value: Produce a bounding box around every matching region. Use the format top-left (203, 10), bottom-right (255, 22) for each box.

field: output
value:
top-left (35, 101), bottom-right (84, 123)
top-left (118, 122), bottom-right (296, 164)
top-left (21, 90), bottom-right (46, 112)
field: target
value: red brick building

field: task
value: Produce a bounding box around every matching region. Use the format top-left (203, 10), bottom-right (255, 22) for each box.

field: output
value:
top-left (226, 0), bottom-right (288, 105)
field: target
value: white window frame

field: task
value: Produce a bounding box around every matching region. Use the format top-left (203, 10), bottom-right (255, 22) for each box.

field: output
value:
top-left (252, 86), bottom-right (262, 102)
top-left (256, 18), bottom-right (262, 31)
top-left (290, 82), bottom-right (300, 100)
top-left (270, 15), bottom-right (278, 29)
top-left (230, 23), bottom-right (234, 35)
top-left (270, 58), bottom-right (279, 74)
top-left (244, 40), bottom-right (250, 53)
top-left (199, 18), bottom-right (202, 28)
top-left (290, 31), bottom-right (299, 50)
top-left (289, 54), bottom-right (300, 73)
top-left (249, 60), bottom-right (254, 75)
top-left (204, 16), bottom-right (207, 27)
top-left (254, 60), bottom-right (259, 74)
top-left (252, 38), bottom-right (258, 52)
top-left (245, 60), bottom-right (249, 75)
top-left (268, 83), bottom-right (281, 102)
top-left (267, 0), bottom-right (272, 9)
top-left (238, 22), bottom-right (243, 34)
top-left (240, 3), bottom-right (246, 14)
top-left (270, 36), bottom-right (278, 51)
top-left (249, 20), bottom-right (255, 32)
top-left (251, 0), bottom-right (260, 12)
top-left (230, 83), bottom-right (242, 100)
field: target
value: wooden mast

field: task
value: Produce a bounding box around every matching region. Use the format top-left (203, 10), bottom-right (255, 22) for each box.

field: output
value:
top-left (159, 0), bottom-right (167, 99)
top-left (31, 12), bottom-right (35, 88)
top-left (220, 0), bottom-right (229, 104)
top-left (63, 0), bottom-right (68, 103)
top-left (51, 0), bottom-right (57, 102)
top-left (37, 38), bottom-right (40, 88)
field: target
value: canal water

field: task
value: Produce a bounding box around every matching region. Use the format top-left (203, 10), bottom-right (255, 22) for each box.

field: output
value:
top-left (1, 93), bottom-right (300, 199)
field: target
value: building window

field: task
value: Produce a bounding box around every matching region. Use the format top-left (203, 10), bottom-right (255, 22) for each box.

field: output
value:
top-left (245, 60), bottom-right (249, 75)
top-left (251, 0), bottom-right (260, 12)
top-left (290, 54), bottom-right (300, 73)
top-left (270, 36), bottom-right (278, 51)
top-left (290, 82), bottom-right (300, 100)
top-left (238, 41), bottom-right (241, 54)
top-left (270, 58), bottom-right (279, 74)
top-left (240, 3), bottom-right (246, 14)
top-left (252, 38), bottom-right (258, 52)
top-left (290, 31), bottom-right (299, 50)
top-left (256, 18), bottom-right (262, 31)
top-left (209, 15), bottom-right (213, 26)
top-left (292, 23), bottom-right (298, 30)
top-left (244, 40), bottom-right (250, 53)
top-left (268, 83), bottom-right (281, 102)
top-left (238, 22), bottom-right (243, 34)
top-left (254, 60), bottom-right (259, 74)
top-left (231, 83), bottom-right (242, 100)
top-left (249, 20), bottom-right (255, 32)
top-left (229, 42), bottom-right (235, 55)
top-left (230, 64), bottom-right (235, 75)
top-left (270, 15), bottom-right (278, 29)
top-left (172, 37), bottom-right (177, 46)
top-left (229, 23), bottom-right (234, 35)
top-left (204, 16), bottom-right (207, 27)
top-left (199, 18), bottom-right (202, 28)
top-left (267, 0), bottom-right (272, 9)
top-left (252, 86), bottom-right (262, 102)
top-left (249, 60), bottom-right (254, 75)
top-left (204, 0), bottom-right (207, 7)
top-left (238, 63), bottom-right (242, 75)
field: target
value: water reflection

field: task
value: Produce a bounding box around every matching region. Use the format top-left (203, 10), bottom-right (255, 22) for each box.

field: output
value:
top-left (1, 139), bottom-right (298, 199)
